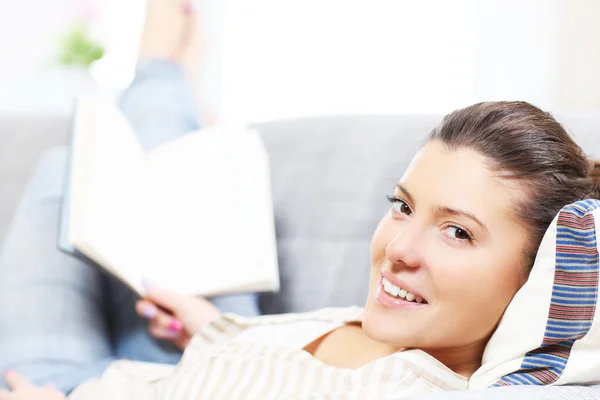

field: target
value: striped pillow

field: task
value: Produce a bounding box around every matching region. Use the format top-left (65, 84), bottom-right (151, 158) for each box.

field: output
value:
top-left (470, 199), bottom-right (600, 388)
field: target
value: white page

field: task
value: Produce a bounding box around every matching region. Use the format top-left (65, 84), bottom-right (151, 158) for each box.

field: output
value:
top-left (69, 96), bottom-right (146, 294)
top-left (139, 126), bottom-right (279, 296)
top-left (240, 130), bottom-right (280, 292)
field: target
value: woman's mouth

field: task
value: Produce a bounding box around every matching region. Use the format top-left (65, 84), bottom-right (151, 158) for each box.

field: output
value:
top-left (381, 277), bottom-right (427, 304)
top-left (376, 276), bottom-right (428, 309)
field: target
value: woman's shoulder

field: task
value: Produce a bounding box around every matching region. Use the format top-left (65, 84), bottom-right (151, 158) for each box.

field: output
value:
top-left (187, 306), bottom-right (364, 348)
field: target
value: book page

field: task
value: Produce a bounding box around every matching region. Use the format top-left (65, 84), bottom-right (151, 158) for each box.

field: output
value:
top-left (139, 126), bottom-right (279, 296)
top-left (68, 96), bottom-right (146, 294)
top-left (239, 130), bottom-right (280, 293)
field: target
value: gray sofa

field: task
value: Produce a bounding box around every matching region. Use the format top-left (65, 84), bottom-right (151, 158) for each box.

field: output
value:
top-left (0, 113), bottom-right (599, 398)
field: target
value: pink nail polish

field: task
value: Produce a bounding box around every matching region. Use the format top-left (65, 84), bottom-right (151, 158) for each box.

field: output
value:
top-left (168, 320), bottom-right (183, 331)
top-left (4, 370), bottom-right (13, 376)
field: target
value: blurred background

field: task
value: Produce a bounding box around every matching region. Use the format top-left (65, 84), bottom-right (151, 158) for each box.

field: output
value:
top-left (1, 0), bottom-right (600, 123)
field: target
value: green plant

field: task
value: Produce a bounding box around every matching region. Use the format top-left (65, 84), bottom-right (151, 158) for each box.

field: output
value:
top-left (59, 25), bottom-right (105, 68)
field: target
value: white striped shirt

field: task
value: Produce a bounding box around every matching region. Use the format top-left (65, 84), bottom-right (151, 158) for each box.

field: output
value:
top-left (69, 307), bottom-right (467, 399)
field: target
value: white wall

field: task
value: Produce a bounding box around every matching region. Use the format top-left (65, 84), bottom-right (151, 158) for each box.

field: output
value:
top-left (219, 0), bottom-right (475, 122)
top-left (218, 0), bottom-right (600, 122)
top-left (1, 0), bottom-right (600, 120)
top-left (554, 0), bottom-right (600, 110)
top-left (471, 0), bottom-right (563, 109)
top-left (0, 0), bottom-right (77, 113)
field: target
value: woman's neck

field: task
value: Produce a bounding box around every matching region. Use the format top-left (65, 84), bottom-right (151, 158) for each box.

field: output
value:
top-left (304, 322), bottom-right (402, 369)
top-left (308, 323), bottom-right (487, 376)
top-left (421, 339), bottom-right (487, 378)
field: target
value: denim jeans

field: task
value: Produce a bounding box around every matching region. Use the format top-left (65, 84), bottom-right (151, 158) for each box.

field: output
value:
top-left (0, 60), bottom-right (260, 393)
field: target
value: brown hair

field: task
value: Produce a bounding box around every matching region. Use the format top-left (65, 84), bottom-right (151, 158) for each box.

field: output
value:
top-left (428, 101), bottom-right (600, 270)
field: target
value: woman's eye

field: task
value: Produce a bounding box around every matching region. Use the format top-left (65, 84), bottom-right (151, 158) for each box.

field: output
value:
top-left (445, 226), bottom-right (472, 241)
top-left (386, 196), bottom-right (412, 216)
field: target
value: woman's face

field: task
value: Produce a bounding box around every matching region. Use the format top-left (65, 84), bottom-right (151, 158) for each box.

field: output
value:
top-left (362, 140), bottom-right (530, 361)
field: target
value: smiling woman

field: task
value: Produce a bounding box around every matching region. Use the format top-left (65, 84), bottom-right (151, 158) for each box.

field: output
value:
top-left (4, 102), bottom-right (600, 400)
top-left (363, 102), bottom-right (598, 381)
top-left (53, 102), bottom-right (600, 399)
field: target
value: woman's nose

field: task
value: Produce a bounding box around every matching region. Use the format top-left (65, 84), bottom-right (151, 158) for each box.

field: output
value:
top-left (385, 224), bottom-right (423, 269)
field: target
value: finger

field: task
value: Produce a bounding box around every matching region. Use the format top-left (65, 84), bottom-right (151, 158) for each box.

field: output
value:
top-left (149, 323), bottom-right (191, 350)
top-left (4, 371), bottom-right (32, 390)
top-left (0, 389), bottom-right (10, 399)
top-left (150, 310), bottom-right (183, 332)
top-left (141, 280), bottom-right (184, 311)
top-left (136, 300), bottom-right (181, 331)
top-left (135, 300), bottom-right (159, 319)
top-left (148, 320), bottom-right (184, 340)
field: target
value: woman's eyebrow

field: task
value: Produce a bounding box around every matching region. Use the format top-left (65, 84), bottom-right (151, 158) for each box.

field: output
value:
top-left (395, 183), bottom-right (489, 233)
top-left (435, 206), bottom-right (489, 233)
top-left (395, 183), bottom-right (415, 204)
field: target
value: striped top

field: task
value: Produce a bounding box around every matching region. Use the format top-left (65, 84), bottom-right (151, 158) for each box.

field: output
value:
top-left (69, 307), bottom-right (468, 399)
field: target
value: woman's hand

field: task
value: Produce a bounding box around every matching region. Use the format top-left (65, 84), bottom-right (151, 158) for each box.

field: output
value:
top-left (136, 281), bottom-right (221, 350)
top-left (0, 371), bottom-right (65, 400)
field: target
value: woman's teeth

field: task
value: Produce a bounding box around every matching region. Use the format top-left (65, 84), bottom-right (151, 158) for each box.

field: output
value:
top-left (382, 277), bottom-right (426, 304)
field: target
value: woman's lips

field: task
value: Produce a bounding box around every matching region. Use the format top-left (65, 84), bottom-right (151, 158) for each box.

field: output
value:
top-left (381, 271), bottom-right (427, 303)
top-left (376, 279), bottom-right (428, 310)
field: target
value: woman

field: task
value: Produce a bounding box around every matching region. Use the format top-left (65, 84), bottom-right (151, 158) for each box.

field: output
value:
top-left (3, 6), bottom-right (600, 400)
top-left (6, 99), bottom-right (600, 399)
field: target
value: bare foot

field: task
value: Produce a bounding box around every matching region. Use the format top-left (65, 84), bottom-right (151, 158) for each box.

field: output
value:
top-left (138, 0), bottom-right (193, 67)
top-left (175, 5), bottom-right (204, 77)
top-left (138, 0), bottom-right (212, 123)
top-left (174, 6), bottom-right (213, 124)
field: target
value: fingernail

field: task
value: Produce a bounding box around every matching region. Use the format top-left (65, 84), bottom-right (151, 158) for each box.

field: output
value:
top-left (168, 320), bottom-right (183, 332)
top-left (167, 330), bottom-right (179, 338)
top-left (141, 278), bottom-right (154, 290)
top-left (143, 305), bottom-right (157, 318)
top-left (4, 370), bottom-right (13, 376)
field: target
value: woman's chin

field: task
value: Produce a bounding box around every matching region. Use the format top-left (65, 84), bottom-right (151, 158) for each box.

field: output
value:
top-left (362, 303), bottom-right (418, 346)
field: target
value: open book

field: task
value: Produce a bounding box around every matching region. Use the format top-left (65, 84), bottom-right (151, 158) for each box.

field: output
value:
top-left (59, 96), bottom-right (280, 297)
